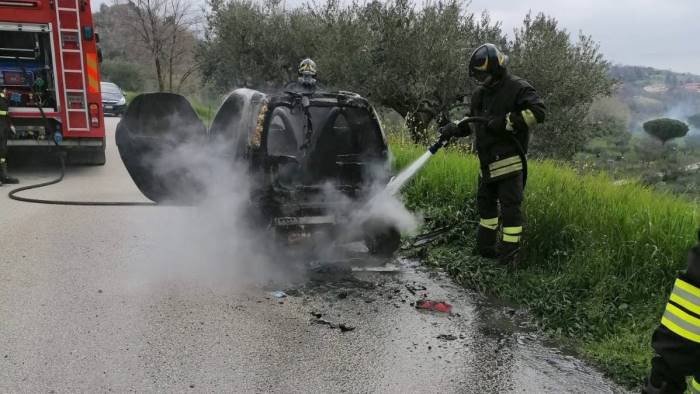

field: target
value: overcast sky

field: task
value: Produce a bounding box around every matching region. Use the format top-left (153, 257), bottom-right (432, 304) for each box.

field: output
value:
top-left (91, 0), bottom-right (700, 75)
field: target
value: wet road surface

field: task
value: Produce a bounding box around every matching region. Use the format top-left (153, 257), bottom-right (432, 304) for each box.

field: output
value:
top-left (0, 118), bottom-right (630, 393)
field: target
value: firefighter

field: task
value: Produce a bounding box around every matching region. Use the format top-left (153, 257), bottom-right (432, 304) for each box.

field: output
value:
top-left (439, 43), bottom-right (545, 265)
top-left (642, 230), bottom-right (700, 394)
top-left (0, 89), bottom-right (19, 186)
top-left (284, 58), bottom-right (321, 94)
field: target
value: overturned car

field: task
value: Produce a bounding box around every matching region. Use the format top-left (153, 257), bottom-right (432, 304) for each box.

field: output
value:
top-left (115, 89), bottom-right (402, 256)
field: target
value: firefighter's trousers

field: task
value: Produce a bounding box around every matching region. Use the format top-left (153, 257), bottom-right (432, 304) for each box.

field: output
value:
top-left (0, 117), bottom-right (8, 158)
top-left (475, 172), bottom-right (523, 256)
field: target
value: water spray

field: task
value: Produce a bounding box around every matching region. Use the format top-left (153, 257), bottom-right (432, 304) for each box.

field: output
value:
top-left (384, 116), bottom-right (489, 196)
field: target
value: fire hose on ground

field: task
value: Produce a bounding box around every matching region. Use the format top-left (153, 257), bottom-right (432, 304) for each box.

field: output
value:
top-left (6, 88), bottom-right (156, 206)
top-left (7, 150), bottom-right (156, 206)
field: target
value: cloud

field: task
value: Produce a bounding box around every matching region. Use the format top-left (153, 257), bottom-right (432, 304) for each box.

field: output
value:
top-left (466, 0), bottom-right (700, 74)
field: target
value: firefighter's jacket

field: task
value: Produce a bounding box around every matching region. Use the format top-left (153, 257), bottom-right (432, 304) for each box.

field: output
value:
top-left (283, 78), bottom-right (323, 95)
top-left (651, 243), bottom-right (700, 393)
top-left (463, 73), bottom-right (545, 181)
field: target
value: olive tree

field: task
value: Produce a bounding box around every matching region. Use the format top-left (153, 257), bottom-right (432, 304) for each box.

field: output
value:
top-left (508, 13), bottom-right (613, 159)
top-left (201, 0), bottom-right (504, 142)
top-left (354, 1), bottom-right (504, 142)
top-left (200, 4), bottom-right (613, 154)
top-left (201, 0), bottom-right (309, 90)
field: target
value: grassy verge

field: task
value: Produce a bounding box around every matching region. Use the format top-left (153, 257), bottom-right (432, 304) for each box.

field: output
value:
top-left (190, 99), bottom-right (215, 125)
top-left (390, 138), bottom-right (699, 387)
top-left (124, 90), bottom-right (139, 104)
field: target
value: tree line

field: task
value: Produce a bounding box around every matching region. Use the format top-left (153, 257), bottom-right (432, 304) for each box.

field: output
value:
top-left (200, 0), bottom-right (612, 158)
top-left (97, 0), bottom-right (614, 159)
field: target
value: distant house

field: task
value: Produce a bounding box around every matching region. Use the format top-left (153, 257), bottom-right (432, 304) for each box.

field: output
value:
top-left (643, 84), bottom-right (669, 93)
top-left (684, 83), bottom-right (700, 93)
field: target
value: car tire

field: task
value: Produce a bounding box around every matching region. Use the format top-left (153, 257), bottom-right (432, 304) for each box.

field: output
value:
top-left (363, 219), bottom-right (401, 257)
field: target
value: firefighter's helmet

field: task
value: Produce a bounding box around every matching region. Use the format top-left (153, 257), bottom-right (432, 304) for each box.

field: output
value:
top-left (298, 58), bottom-right (317, 77)
top-left (468, 43), bottom-right (509, 82)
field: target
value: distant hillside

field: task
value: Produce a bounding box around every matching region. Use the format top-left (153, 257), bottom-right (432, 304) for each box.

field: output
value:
top-left (608, 65), bottom-right (700, 133)
top-left (610, 65), bottom-right (700, 87)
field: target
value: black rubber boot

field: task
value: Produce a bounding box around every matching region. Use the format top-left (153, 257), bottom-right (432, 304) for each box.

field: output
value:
top-left (641, 378), bottom-right (667, 394)
top-left (475, 226), bottom-right (498, 259)
top-left (498, 241), bottom-right (521, 267)
top-left (0, 159), bottom-right (18, 184)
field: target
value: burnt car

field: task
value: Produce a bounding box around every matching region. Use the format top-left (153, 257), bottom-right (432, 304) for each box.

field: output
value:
top-left (115, 89), bottom-right (401, 256)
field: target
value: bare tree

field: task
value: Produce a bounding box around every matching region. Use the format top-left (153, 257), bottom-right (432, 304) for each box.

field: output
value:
top-left (125, 0), bottom-right (201, 92)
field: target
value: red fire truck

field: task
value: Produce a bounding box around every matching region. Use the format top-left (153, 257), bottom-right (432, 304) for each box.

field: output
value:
top-left (1, 0), bottom-right (105, 164)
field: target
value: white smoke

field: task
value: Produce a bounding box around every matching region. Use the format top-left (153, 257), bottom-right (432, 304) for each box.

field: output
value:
top-left (131, 134), bottom-right (305, 289)
top-left (663, 100), bottom-right (700, 134)
top-left (126, 95), bottom-right (421, 288)
top-left (314, 175), bottom-right (421, 249)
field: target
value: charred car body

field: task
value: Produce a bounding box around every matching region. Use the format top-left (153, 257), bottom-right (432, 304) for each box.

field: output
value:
top-left (116, 88), bottom-right (401, 256)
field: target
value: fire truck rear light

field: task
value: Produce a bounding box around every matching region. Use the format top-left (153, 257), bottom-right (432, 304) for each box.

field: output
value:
top-left (89, 103), bottom-right (100, 128)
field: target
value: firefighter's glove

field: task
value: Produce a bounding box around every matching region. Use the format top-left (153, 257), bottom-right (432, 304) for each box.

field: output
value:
top-left (438, 122), bottom-right (461, 139)
top-left (641, 378), bottom-right (667, 394)
top-left (506, 112), bottom-right (521, 133)
top-left (487, 115), bottom-right (511, 133)
top-left (491, 113), bottom-right (524, 134)
top-left (508, 110), bottom-right (540, 133)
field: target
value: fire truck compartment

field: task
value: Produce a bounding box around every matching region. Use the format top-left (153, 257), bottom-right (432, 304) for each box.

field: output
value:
top-left (0, 27), bottom-right (57, 110)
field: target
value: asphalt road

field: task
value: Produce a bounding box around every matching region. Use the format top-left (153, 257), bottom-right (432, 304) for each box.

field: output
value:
top-left (0, 117), bottom-right (630, 393)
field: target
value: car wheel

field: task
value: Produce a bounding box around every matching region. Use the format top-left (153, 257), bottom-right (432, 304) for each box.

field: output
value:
top-left (363, 219), bottom-right (401, 257)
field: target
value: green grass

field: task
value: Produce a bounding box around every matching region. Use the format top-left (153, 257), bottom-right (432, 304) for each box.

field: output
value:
top-left (190, 99), bottom-right (215, 125)
top-left (390, 138), bottom-right (699, 387)
top-left (124, 90), bottom-right (139, 104)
